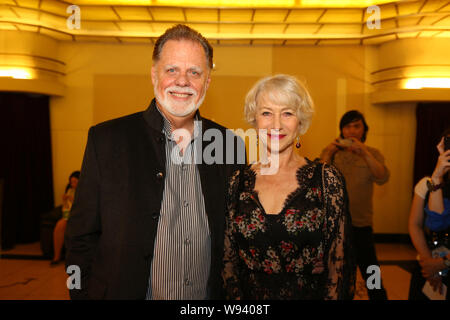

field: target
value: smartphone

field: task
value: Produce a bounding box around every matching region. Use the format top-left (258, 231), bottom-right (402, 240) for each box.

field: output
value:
top-left (338, 138), bottom-right (353, 147)
top-left (445, 136), bottom-right (450, 151)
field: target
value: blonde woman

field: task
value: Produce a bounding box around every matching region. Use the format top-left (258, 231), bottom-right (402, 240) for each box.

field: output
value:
top-left (222, 74), bottom-right (355, 300)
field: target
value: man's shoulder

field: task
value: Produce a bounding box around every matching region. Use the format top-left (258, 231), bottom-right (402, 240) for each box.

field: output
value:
top-left (91, 111), bottom-right (145, 133)
top-left (201, 117), bottom-right (228, 132)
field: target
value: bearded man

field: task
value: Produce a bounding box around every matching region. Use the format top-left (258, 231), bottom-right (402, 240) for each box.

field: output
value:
top-left (65, 24), bottom-right (245, 300)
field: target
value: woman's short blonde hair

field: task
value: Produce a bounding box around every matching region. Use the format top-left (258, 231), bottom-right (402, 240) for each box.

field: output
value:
top-left (244, 74), bottom-right (314, 135)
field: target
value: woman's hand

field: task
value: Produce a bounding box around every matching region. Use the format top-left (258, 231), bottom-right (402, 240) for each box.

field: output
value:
top-left (431, 137), bottom-right (450, 183)
top-left (419, 256), bottom-right (446, 278)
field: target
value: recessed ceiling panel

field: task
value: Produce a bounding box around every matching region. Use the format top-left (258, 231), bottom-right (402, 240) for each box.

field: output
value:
top-left (435, 30), bottom-right (450, 37)
top-left (421, 0), bottom-right (449, 13)
top-left (82, 21), bottom-right (119, 31)
top-left (16, 0), bottom-right (40, 9)
top-left (114, 7), bottom-right (152, 20)
top-left (117, 21), bottom-right (152, 32)
top-left (285, 24), bottom-right (321, 34)
top-left (433, 15), bottom-right (450, 26)
top-left (150, 7), bottom-right (185, 21)
top-left (81, 6), bottom-right (120, 20)
top-left (40, 0), bottom-right (67, 16)
top-left (186, 23), bottom-right (218, 35)
top-left (397, 16), bottom-right (422, 27)
top-left (185, 9), bottom-right (218, 22)
top-left (285, 9), bottom-right (324, 23)
top-left (151, 22), bottom-right (181, 33)
top-left (320, 9), bottom-right (363, 23)
top-left (219, 24), bottom-right (252, 34)
top-left (12, 6), bottom-right (39, 19)
top-left (397, 1), bottom-right (423, 16)
top-left (219, 9), bottom-right (254, 22)
top-left (252, 24), bottom-right (286, 34)
top-left (0, 6), bottom-right (19, 18)
top-left (319, 24), bottom-right (362, 35)
top-left (253, 10), bottom-right (289, 23)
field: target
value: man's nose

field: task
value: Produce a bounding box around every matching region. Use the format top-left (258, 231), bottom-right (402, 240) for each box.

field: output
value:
top-left (175, 72), bottom-right (189, 86)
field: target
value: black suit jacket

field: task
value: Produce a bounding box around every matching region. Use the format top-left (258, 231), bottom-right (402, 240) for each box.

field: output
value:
top-left (65, 99), bottom-right (245, 299)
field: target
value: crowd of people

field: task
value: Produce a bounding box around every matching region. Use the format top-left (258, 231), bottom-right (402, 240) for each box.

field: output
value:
top-left (52, 24), bottom-right (448, 300)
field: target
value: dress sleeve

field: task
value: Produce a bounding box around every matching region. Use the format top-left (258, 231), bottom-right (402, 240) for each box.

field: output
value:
top-left (321, 164), bottom-right (356, 300)
top-left (222, 169), bottom-right (244, 299)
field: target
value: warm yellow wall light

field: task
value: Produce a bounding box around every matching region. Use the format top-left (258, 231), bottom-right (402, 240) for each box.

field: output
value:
top-left (0, 68), bottom-right (33, 79)
top-left (404, 78), bottom-right (450, 89)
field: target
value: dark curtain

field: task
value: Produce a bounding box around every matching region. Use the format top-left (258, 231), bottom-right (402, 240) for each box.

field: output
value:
top-left (0, 92), bottom-right (54, 250)
top-left (413, 103), bottom-right (450, 188)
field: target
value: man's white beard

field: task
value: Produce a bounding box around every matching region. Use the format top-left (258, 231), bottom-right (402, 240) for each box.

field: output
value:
top-left (154, 82), bottom-right (206, 117)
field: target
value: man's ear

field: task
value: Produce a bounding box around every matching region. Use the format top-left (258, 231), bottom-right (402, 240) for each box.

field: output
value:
top-left (151, 65), bottom-right (156, 86)
top-left (205, 73), bottom-right (211, 90)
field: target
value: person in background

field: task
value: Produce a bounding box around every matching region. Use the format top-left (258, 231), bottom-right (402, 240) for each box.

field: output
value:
top-left (50, 170), bottom-right (80, 266)
top-left (222, 74), bottom-right (355, 299)
top-left (409, 128), bottom-right (450, 300)
top-left (320, 110), bottom-right (389, 300)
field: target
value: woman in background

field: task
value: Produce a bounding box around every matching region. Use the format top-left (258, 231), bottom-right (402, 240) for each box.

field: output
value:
top-left (222, 74), bottom-right (355, 300)
top-left (409, 128), bottom-right (450, 299)
top-left (50, 171), bottom-right (80, 266)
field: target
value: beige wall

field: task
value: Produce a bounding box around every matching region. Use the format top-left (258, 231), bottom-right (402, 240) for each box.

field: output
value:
top-left (3, 33), bottom-right (448, 234)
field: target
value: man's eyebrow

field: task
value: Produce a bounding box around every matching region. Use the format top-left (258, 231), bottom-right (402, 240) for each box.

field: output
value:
top-left (189, 66), bottom-right (203, 72)
top-left (164, 64), bottom-right (178, 69)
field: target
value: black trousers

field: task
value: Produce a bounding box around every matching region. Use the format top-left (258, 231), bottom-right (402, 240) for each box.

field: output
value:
top-left (352, 226), bottom-right (388, 300)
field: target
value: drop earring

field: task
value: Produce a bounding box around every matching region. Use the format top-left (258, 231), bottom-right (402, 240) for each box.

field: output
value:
top-left (296, 137), bottom-right (301, 149)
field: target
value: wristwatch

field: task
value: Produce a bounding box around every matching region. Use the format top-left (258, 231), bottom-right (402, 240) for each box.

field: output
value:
top-left (443, 255), bottom-right (450, 268)
top-left (426, 178), bottom-right (444, 192)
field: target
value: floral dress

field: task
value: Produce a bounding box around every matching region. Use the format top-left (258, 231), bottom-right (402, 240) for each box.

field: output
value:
top-left (222, 158), bottom-right (356, 300)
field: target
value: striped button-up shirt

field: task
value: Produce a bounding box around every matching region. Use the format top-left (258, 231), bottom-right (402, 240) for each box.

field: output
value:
top-left (146, 107), bottom-right (211, 300)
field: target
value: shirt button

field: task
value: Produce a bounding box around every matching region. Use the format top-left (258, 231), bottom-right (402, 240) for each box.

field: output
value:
top-left (184, 239), bottom-right (191, 245)
top-left (184, 279), bottom-right (191, 286)
top-left (183, 200), bottom-right (189, 207)
top-left (156, 172), bottom-right (163, 180)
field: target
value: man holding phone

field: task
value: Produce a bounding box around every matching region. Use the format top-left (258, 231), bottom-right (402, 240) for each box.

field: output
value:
top-left (321, 110), bottom-right (390, 300)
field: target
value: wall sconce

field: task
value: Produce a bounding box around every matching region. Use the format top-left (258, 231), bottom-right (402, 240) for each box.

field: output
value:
top-left (0, 68), bottom-right (33, 79)
top-left (403, 78), bottom-right (450, 89)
